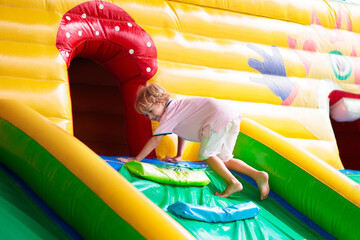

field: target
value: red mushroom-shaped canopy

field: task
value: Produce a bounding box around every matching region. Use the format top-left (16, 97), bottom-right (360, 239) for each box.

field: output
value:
top-left (56, 1), bottom-right (158, 157)
top-left (56, 1), bottom-right (157, 81)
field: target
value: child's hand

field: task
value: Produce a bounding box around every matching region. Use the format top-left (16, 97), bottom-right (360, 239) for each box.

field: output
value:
top-left (162, 156), bottom-right (181, 163)
top-left (116, 157), bottom-right (134, 163)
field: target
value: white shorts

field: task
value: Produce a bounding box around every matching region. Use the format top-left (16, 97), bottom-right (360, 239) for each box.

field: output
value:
top-left (198, 118), bottom-right (240, 162)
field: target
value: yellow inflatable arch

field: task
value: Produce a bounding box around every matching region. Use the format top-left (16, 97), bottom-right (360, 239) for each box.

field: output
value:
top-left (1, 0), bottom-right (360, 239)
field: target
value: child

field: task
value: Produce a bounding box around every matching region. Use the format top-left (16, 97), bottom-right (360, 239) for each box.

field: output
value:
top-left (117, 84), bottom-right (270, 200)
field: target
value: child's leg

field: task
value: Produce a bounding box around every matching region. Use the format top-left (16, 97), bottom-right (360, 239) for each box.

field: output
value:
top-left (205, 156), bottom-right (243, 198)
top-left (224, 158), bottom-right (269, 200)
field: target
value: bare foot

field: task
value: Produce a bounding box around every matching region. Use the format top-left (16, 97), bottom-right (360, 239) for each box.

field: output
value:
top-left (215, 181), bottom-right (243, 198)
top-left (255, 171), bottom-right (270, 200)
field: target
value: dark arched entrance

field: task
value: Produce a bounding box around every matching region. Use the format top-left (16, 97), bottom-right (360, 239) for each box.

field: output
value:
top-left (68, 57), bottom-right (129, 155)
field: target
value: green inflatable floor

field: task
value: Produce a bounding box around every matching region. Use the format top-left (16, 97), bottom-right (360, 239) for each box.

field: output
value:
top-left (119, 163), bottom-right (327, 240)
top-left (0, 166), bottom-right (73, 240)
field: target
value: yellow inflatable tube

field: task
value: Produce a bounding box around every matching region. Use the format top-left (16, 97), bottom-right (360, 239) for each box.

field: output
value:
top-left (240, 118), bottom-right (360, 208)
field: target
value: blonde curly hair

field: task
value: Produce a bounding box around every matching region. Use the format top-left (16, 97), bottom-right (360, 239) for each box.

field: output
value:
top-left (135, 83), bottom-right (171, 115)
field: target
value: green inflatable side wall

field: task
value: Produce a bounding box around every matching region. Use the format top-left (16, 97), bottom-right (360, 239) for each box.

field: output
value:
top-left (0, 118), bottom-right (144, 240)
top-left (233, 133), bottom-right (360, 240)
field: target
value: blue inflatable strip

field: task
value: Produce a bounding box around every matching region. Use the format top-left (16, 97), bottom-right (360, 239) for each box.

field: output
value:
top-left (167, 201), bottom-right (260, 223)
top-left (339, 169), bottom-right (360, 175)
top-left (100, 156), bottom-right (208, 171)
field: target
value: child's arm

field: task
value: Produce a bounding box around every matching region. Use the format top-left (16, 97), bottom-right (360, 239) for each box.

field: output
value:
top-left (117, 135), bottom-right (164, 163)
top-left (163, 136), bottom-right (186, 163)
top-left (176, 136), bottom-right (186, 159)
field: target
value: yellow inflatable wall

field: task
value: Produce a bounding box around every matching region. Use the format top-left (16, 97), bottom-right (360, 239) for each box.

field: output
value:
top-left (2, 0), bottom-right (360, 170)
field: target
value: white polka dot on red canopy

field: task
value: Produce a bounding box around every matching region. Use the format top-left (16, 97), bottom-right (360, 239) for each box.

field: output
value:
top-left (56, 1), bottom-right (158, 78)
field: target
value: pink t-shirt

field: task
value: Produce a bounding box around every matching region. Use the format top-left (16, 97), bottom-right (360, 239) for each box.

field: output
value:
top-left (153, 97), bottom-right (241, 142)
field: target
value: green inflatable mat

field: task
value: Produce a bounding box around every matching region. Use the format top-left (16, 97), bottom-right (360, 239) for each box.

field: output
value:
top-left (119, 163), bottom-right (328, 240)
top-left (124, 161), bottom-right (210, 186)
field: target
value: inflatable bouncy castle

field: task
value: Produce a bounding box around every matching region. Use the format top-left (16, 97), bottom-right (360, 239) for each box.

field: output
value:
top-left (0, 0), bottom-right (360, 239)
